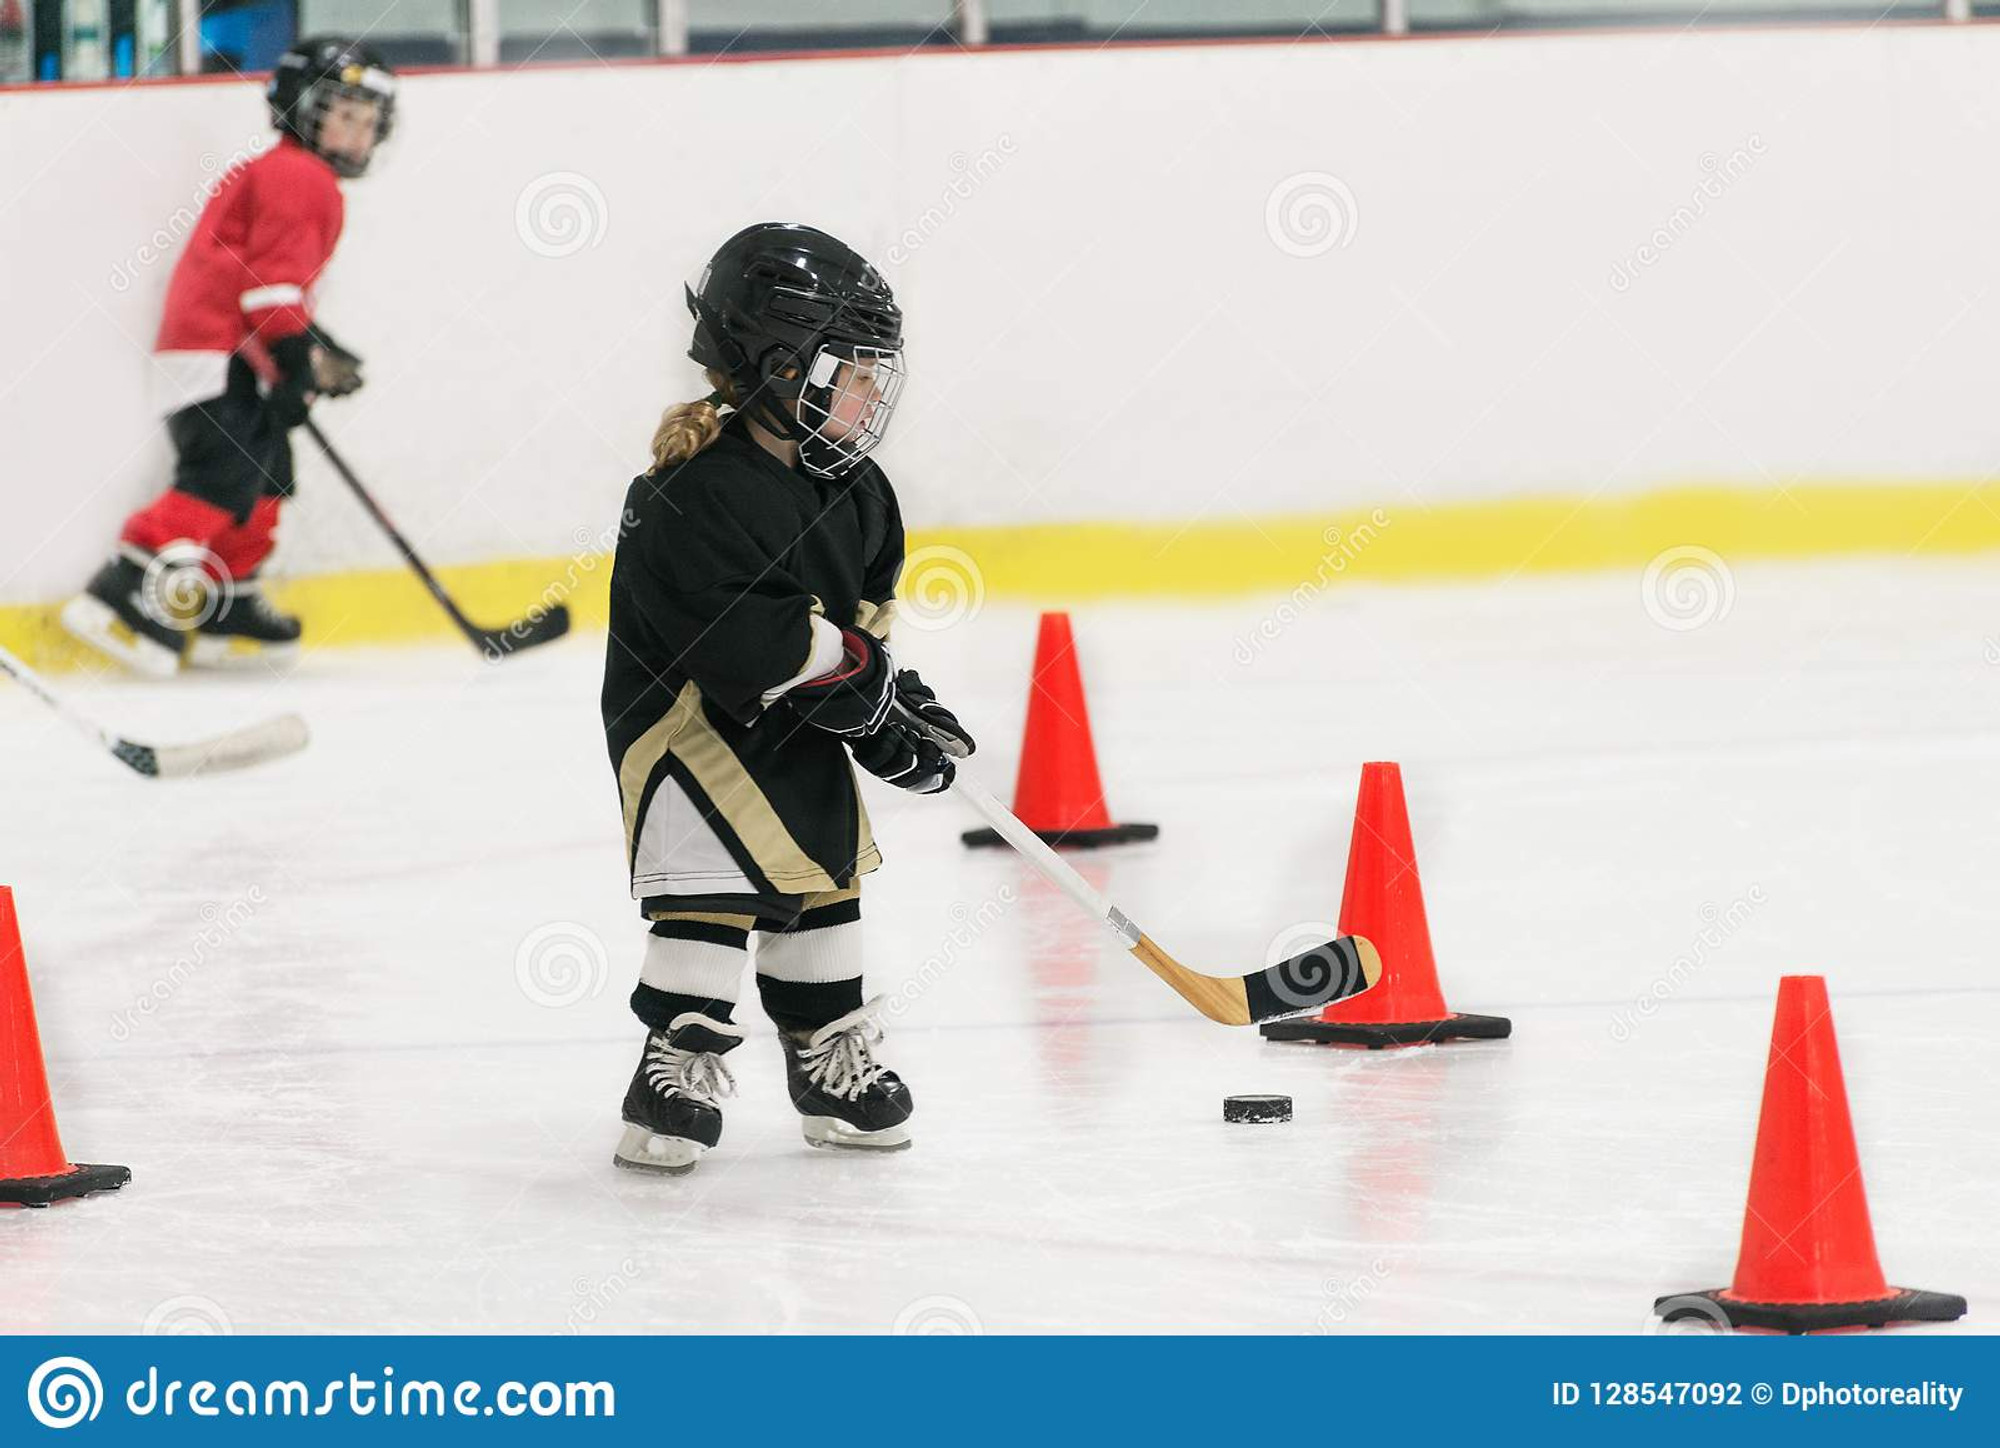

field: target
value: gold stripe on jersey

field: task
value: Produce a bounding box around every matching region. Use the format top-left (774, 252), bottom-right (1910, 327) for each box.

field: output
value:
top-left (619, 680), bottom-right (843, 896)
top-left (646, 908), bottom-right (763, 932)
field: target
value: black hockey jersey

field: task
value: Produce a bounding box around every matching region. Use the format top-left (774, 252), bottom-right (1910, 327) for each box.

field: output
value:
top-left (602, 414), bottom-right (904, 913)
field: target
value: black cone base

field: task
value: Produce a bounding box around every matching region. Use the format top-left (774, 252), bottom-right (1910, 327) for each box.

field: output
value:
top-left (1654, 1286), bottom-right (1967, 1334)
top-left (961, 822), bottom-right (1159, 850)
top-left (1259, 1012), bottom-right (1513, 1049)
top-left (0, 1162), bottom-right (132, 1207)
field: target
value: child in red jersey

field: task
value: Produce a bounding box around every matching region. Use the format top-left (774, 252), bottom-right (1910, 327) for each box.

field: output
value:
top-left (62, 37), bottom-right (396, 675)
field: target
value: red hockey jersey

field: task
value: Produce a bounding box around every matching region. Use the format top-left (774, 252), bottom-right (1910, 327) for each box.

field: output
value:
top-left (153, 137), bottom-right (344, 412)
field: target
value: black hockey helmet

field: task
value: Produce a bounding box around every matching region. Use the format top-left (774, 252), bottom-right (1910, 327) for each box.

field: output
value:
top-left (267, 36), bottom-right (397, 179)
top-left (686, 223), bottom-right (905, 478)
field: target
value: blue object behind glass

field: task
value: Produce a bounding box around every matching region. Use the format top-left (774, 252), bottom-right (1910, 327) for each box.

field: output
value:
top-left (200, 0), bottom-right (294, 74)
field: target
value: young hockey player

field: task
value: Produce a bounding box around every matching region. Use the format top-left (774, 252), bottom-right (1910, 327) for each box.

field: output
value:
top-left (602, 222), bottom-right (976, 1174)
top-left (61, 37), bottom-right (396, 676)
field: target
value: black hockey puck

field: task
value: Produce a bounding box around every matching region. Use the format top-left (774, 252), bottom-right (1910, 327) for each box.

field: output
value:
top-left (1222, 1094), bottom-right (1292, 1124)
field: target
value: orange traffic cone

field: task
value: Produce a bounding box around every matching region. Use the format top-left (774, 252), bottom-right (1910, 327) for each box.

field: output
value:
top-left (1, 886), bottom-right (129, 1207)
top-left (961, 612), bottom-right (1157, 850)
top-left (1655, 975), bottom-right (1963, 1332)
top-left (1262, 762), bottom-right (1508, 1047)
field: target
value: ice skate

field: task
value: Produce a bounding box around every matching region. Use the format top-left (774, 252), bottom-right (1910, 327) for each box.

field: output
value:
top-left (59, 548), bottom-right (186, 678)
top-left (612, 1013), bottom-right (742, 1175)
top-left (778, 997), bottom-right (913, 1151)
top-left (184, 578), bottom-right (303, 669)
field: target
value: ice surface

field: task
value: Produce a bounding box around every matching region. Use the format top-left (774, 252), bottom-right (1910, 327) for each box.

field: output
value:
top-left (2, 559), bottom-right (1994, 1332)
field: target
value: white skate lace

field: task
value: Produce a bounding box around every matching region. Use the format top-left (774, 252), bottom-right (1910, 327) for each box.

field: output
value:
top-left (644, 1039), bottom-right (737, 1107)
top-left (797, 996), bottom-right (892, 1102)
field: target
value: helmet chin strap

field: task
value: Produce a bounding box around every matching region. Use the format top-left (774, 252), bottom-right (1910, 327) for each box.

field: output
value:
top-left (797, 438), bottom-right (856, 479)
top-left (744, 386), bottom-right (802, 445)
top-left (739, 383), bottom-right (835, 479)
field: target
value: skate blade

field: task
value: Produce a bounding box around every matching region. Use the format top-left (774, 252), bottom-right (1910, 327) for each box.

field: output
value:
top-left (184, 633), bottom-right (301, 671)
top-left (801, 1116), bottom-right (913, 1152)
top-left (60, 595), bottom-right (182, 678)
top-left (612, 1123), bottom-right (707, 1175)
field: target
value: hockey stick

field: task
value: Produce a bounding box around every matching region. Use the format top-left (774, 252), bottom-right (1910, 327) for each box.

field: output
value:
top-left (954, 773), bottom-right (1378, 1025)
top-left (0, 643), bottom-right (309, 779)
top-left (892, 702), bottom-right (1379, 1026)
top-left (237, 338), bottom-right (569, 661)
top-left (300, 419), bottom-right (571, 660)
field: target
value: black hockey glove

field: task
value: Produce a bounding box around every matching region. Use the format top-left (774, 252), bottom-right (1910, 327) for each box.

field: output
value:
top-left (264, 331), bottom-right (319, 428)
top-left (849, 719), bottom-right (955, 795)
top-left (308, 328), bottom-right (365, 399)
top-left (785, 626), bottom-right (896, 738)
top-left (893, 669), bottom-right (976, 760)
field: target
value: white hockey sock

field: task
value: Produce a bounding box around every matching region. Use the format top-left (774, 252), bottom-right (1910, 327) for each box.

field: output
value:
top-left (639, 932), bottom-right (748, 1004)
top-left (755, 918), bottom-right (863, 983)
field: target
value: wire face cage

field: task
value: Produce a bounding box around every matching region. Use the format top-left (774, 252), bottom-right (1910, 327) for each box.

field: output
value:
top-left (795, 343), bottom-right (905, 477)
top-left (294, 63), bottom-right (397, 177)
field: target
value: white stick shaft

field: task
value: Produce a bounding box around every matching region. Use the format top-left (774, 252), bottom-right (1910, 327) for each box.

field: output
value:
top-left (954, 773), bottom-right (1141, 947)
top-left (0, 643), bottom-right (116, 751)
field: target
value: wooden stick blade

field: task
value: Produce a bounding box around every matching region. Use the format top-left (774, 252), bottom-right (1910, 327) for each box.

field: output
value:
top-left (1129, 934), bottom-right (1254, 1025)
top-left (1127, 933), bottom-right (1380, 1027)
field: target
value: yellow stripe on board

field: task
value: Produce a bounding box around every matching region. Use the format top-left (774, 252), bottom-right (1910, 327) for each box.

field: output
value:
top-left (954, 482), bottom-right (2000, 598)
top-left (0, 556), bottom-right (617, 674)
top-left (4, 480), bottom-right (1999, 672)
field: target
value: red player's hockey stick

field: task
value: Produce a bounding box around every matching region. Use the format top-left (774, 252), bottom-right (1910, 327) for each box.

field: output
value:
top-left (240, 340), bottom-right (569, 662)
top-left (298, 419), bottom-right (571, 661)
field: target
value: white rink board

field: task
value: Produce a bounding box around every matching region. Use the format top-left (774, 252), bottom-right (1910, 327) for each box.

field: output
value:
top-left (0, 561), bottom-right (1993, 1332)
top-left (7, 24), bottom-right (2000, 601)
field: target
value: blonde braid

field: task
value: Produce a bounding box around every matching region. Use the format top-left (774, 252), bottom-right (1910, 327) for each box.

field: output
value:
top-left (649, 369), bottom-right (737, 472)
